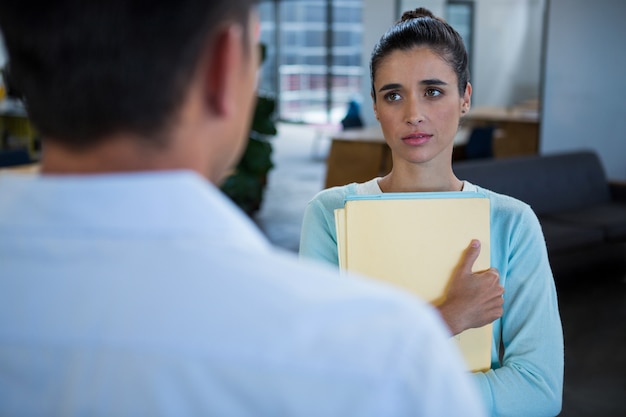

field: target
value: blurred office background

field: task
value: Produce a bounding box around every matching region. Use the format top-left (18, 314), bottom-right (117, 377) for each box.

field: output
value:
top-left (1, 1), bottom-right (624, 416)
top-left (250, 0), bottom-right (625, 181)
top-left (1, 0), bottom-right (624, 179)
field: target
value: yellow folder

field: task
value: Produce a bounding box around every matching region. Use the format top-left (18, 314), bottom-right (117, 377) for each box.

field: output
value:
top-left (335, 192), bottom-right (492, 372)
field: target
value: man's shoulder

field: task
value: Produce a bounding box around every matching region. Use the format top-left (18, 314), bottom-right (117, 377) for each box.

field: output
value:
top-left (215, 244), bottom-right (444, 340)
top-left (227, 250), bottom-right (485, 416)
top-left (233, 245), bottom-right (431, 318)
top-left (226, 247), bottom-right (452, 368)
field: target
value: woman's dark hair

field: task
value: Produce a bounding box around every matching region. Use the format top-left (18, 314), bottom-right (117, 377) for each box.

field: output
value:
top-left (0, 0), bottom-right (258, 149)
top-left (370, 7), bottom-right (469, 102)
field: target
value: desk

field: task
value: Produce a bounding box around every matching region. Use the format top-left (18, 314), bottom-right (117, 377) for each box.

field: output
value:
top-left (464, 106), bottom-right (540, 158)
top-left (324, 126), bottom-right (391, 188)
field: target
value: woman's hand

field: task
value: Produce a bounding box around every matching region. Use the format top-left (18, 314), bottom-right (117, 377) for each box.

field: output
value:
top-left (437, 240), bottom-right (504, 335)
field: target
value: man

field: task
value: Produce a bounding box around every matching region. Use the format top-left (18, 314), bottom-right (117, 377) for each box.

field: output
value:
top-left (0, 1), bottom-right (486, 415)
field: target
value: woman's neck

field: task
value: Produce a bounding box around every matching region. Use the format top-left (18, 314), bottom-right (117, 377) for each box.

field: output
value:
top-left (378, 162), bottom-right (463, 193)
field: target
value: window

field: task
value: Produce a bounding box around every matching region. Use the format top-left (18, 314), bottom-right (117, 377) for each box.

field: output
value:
top-left (259, 0), bottom-right (363, 123)
top-left (446, 1), bottom-right (474, 65)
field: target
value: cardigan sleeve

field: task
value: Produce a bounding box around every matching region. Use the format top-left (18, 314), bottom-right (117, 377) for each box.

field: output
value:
top-left (472, 201), bottom-right (564, 417)
top-left (299, 187), bottom-right (346, 266)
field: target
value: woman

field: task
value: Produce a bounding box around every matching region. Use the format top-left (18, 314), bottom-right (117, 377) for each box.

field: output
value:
top-left (299, 8), bottom-right (563, 417)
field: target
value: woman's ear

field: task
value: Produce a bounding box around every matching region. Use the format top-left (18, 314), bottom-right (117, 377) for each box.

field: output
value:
top-left (461, 82), bottom-right (472, 114)
top-left (372, 93), bottom-right (379, 120)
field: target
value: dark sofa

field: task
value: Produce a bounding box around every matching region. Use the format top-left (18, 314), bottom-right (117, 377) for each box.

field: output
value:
top-left (453, 150), bottom-right (626, 279)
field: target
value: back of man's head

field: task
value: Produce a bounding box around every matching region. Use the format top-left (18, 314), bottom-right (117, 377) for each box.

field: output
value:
top-left (0, 0), bottom-right (258, 149)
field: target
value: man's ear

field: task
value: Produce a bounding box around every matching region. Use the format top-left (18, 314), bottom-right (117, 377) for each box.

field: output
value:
top-left (203, 24), bottom-right (244, 117)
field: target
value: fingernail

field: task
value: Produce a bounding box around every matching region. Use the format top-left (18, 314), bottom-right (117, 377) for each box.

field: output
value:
top-left (471, 239), bottom-right (480, 248)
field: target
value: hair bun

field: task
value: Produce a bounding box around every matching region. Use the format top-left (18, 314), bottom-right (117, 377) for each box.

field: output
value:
top-left (400, 7), bottom-right (435, 22)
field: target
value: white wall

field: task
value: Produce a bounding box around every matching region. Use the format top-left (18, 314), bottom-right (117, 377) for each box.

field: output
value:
top-left (540, 0), bottom-right (626, 181)
top-left (471, 0), bottom-right (545, 107)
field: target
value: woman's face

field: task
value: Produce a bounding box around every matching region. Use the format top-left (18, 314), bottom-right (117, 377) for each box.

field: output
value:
top-left (372, 46), bottom-right (471, 168)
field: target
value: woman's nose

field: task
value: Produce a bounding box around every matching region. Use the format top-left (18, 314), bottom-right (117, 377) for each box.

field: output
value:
top-left (405, 99), bottom-right (424, 125)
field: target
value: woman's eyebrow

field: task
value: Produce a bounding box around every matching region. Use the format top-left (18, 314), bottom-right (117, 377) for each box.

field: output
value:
top-left (378, 83), bottom-right (403, 92)
top-left (378, 79), bottom-right (448, 93)
top-left (420, 78), bottom-right (448, 86)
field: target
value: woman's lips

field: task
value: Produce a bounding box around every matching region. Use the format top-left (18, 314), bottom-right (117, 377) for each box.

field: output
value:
top-left (402, 133), bottom-right (432, 145)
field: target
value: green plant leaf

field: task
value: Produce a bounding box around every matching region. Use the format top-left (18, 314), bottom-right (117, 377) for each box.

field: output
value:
top-left (252, 96), bottom-right (277, 136)
top-left (220, 91), bottom-right (277, 215)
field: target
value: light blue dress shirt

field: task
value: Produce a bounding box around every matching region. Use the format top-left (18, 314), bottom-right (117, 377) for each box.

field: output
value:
top-left (0, 171), bottom-right (486, 416)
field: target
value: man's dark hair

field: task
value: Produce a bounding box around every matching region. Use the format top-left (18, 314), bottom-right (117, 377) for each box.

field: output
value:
top-left (0, 0), bottom-right (258, 148)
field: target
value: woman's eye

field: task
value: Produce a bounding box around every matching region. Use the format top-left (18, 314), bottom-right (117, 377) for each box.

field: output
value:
top-left (384, 92), bottom-right (401, 102)
top-left (425, 88), bottom-right (442, 97)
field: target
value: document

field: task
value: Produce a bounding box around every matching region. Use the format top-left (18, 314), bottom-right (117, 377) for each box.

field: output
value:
top-left (335, 191), bottom-right (492, 372)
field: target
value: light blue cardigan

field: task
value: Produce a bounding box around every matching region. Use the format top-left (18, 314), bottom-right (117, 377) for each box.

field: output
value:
top-left (300, 181), bottom-right (564, 417)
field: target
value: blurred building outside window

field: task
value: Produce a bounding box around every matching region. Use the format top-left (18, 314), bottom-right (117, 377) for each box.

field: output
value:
top-left (258, 0), bottom-right (363, 125)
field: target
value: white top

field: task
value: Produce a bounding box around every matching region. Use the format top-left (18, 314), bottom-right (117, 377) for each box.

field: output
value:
top-left (0, 170), bottom-right (486, 416)
top-left (356, 177), bottom-right (477, 194)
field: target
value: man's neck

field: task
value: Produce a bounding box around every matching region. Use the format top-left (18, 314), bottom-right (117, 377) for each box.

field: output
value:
top-left (41, 134), bottom-right (184, 175)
